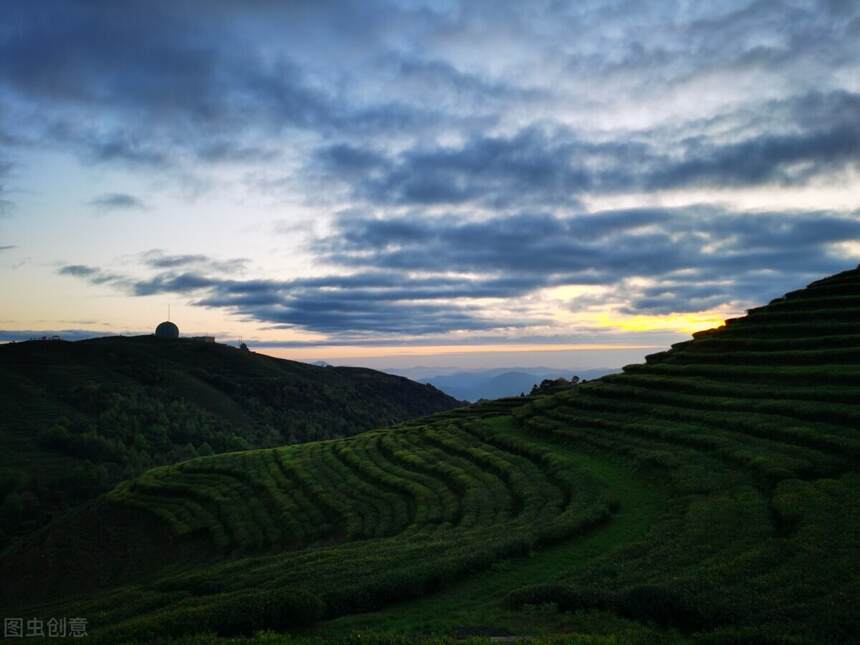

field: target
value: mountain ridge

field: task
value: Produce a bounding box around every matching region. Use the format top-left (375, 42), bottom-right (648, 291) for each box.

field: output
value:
top-left (419, 367), bottom-right (617, 401)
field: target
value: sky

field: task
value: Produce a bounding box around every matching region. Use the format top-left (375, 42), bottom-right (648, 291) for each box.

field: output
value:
top-left (1, 0), bottom-right (858, 369)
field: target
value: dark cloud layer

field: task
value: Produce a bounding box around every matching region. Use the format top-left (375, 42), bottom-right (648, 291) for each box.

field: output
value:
top-left (62, 265), bottom-right (547, 337)
top-left (320, 208), bottom-right (859, 283)
top-left (58, 206), bottom-right (860, 337)
top-left (648, 92), bottom-right (860, 189)
top-left (0, 0), bottom-right (441, 169)
top-left (314, 90), bottom-right (860, 209)
top-left (3, 1), bottom-right (858, 194)
top-left (314, 128), bottom-right (595, 209)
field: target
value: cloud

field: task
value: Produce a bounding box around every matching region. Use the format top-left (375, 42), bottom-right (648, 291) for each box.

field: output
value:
top-left (194, 141), bottom-right (280, 163)
top-left (311, 90), bottom-right (860, 210)
top-left (312, 127), bottom-right (599, 209)
top-left (317, 206), bottom-right (860, 315)
top-left (2, 1), bottom-right (858, 203)
top-left (58, 264), bottom-right (98, 277)
top-left (0, 245), bottom-right (15, 251)
top-left (384, 56), bottom-right (546, 113)
top-left (646, 92), bottom-right (860, 189)
top-left (0, 1), bottom-right (441, 171)
top-left (140, 250), bottom-right (248, 274)
top-left (57, 261), bottom-right (549, 336)
top-left (321, 207), bottom-right (859, 276)
top-left (89, 192), bottom-right (146, 211)
top-left (0, 159), bottom-right (12, 215)
top-left (132, 272), bottom-right (219, 296)
top-left (182, 272), bottom-right (549, 335)
top-left (58, 264), bottom-right (129, 287)
top-left (57, 205), bottom-right (860, 339)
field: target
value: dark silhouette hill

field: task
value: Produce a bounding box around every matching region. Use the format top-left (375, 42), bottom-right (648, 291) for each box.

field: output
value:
top-left (2, 266), bottom-right (859, 643)
top-left (0, 335), bottom-right (459, 547)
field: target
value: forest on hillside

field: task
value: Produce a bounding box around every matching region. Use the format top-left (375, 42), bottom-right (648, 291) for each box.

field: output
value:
top-left (0, 337), bottom-right (458, 548)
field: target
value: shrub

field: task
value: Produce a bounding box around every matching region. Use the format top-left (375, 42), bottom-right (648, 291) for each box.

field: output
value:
top-left (694, 626), bottom-right (810, 645)
top-left (210, 589), bottom-right (325, 635)
top-left (616, 584), bottom-right (705, 631)
top-left (505, 583), bottom-right (707, 632)
top-left (503, 584), bottom-right (612, 612)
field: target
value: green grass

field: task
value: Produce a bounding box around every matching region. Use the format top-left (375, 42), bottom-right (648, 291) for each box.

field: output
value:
top-left (2, 412), bottom-right (621, 643)
top-left (314, 416), bottom-right (664, 639)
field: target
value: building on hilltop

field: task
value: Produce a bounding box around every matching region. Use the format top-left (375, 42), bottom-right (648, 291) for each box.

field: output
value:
top-left (154, 319), bottom-right (215, 343)
top-left (154, 321), bottom-right (180, 339)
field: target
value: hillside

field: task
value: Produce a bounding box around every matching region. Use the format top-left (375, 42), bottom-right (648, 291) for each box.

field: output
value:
top-left (0, 336), bottom-right (459, 547)
top-left (2, 266), bottom-right (859, 644)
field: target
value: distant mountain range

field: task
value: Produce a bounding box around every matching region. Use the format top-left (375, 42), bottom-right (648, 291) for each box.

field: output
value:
top-left (385, 366), bottom-right (618, 401)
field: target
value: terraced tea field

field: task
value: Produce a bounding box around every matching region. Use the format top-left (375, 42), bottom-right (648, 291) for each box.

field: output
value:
top-left (2, 267), bottom-right (859, 643)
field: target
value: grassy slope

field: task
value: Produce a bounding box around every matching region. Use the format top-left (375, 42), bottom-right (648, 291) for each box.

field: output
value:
top-left (3, 266), bottom-right (860, 644)
top-left (318, 416), bottom-right (665, 639)
top-left (0, 336), bottom-right (458, 547)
